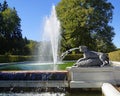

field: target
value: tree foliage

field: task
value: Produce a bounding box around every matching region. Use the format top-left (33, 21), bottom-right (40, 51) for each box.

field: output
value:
top-left (56, 0), bottom-right (116, 52)
top-left (0, 1), bottom-right (36, 55)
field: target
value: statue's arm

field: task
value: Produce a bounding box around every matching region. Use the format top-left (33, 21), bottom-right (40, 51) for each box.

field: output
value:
top-left (60, 47), bottom-right (79, 60)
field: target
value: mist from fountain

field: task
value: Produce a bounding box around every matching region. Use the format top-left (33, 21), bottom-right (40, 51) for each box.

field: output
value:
top-left (39, 5), bottom-right (61, 70)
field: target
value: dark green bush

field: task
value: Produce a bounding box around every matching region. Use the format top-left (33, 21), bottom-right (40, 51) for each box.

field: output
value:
top-left (0, 54), bottom-right (83, 63)
top-left (63, 54), bottom-right (83, 60)
top-left (0, 55), bottom-right (33, 63)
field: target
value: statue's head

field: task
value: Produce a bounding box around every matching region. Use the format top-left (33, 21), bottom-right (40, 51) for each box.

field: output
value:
top-left (79, 46), bottom-right (87, 52)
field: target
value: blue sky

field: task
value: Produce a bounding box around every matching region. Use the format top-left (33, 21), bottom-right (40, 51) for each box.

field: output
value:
top-left (0, 0), bottom-right (120, 48)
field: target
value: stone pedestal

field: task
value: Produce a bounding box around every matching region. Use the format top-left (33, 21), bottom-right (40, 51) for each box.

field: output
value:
top-left (67, 64), bottom-right (120, 88)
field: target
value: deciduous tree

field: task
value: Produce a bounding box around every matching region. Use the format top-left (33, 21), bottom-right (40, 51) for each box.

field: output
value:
top-left (56, 0), bottom-right (116, 52)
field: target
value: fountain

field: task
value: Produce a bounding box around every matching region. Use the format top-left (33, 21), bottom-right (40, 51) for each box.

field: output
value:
top-left (0, 5), bottom-right (69, 95)
top-left (0, 4), bottom-right (120, 96)
top-left (39, 5), bottom-right (61, 70)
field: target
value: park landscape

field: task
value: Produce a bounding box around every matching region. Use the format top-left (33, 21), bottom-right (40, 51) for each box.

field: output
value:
top-left (0, 0), bottom-right (120, 96)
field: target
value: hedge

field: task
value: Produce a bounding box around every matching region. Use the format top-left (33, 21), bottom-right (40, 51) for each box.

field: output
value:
top-left (0, 53), bottom-right (83, 63)
top-left (63, 50), bottom-right (120, 61)
top-left (0, 55), bottom-right (33, 63)
top-left (63, 54), bottom-right (83, 60)
top-left (2, 50), bottom-right (120, 63)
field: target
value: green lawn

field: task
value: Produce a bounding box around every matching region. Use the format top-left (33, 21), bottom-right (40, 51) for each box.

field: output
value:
top-left (109, 50), bottom-right (120, 62)
top-left (58, 61), bottom-right (75, 70)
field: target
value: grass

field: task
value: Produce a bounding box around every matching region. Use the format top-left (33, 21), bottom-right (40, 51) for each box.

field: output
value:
top-left (58, 61), bottom-right (75, 70)
top-left (108, 50), bottom-right (120, 62)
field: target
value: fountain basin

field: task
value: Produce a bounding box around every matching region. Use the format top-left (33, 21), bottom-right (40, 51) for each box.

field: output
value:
top-left (0, 61), bottom-right (120, 89)
top-left (0, 71), bottom-right (68, 87)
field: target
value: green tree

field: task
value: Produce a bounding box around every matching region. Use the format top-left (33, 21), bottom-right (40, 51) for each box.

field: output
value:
top-left (1, 0), bottom-right (8, 11)
top-left (0, 1), bottom-right (25, 55)
top-left (0, 8), bottom-right (22, 54)
top-left (56, 0), bottom-right (116, 52)
top-left (0, 1), bottom-right (38, 55)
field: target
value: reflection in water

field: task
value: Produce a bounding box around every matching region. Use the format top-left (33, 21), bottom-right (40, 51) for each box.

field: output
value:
top-left (0, 62), bottom-right (58, 70)
top-left (65, 91), bottom-right (102, 96)
top-left (0, 88), bottom-right (102, 96)
top-left (0, 92), bottom-right (65, 96)
top-left (0, 91), bottom-right (102, 96)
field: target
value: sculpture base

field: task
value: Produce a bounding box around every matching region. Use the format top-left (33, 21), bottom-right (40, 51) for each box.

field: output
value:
top-left (67, 64), bottom-right (120, 88)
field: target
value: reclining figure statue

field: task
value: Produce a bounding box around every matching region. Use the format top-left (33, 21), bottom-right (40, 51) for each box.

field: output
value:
top-left (74, 46), bottom-right (109, 67)
top-left (61, 46), bottom-right (109, 67)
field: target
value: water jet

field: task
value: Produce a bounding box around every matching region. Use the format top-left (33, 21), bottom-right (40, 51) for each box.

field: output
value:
top-left (38, 5), bottom-right (61, 70)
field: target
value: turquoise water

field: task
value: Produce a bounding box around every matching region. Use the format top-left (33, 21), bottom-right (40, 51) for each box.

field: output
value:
top-left (0, 62), bottom-right (56, 70)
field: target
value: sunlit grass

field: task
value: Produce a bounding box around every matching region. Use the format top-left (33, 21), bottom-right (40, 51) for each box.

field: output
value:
top-left (109, 50), bottom-right (120, 62)
top-left (58, 61), bottom-right (74, 70)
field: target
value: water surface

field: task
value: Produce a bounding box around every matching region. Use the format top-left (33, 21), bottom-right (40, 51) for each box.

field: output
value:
top-left (0, 91), bottom-right (102, 96)
top-left (0, 62), bottom-right (57, 70)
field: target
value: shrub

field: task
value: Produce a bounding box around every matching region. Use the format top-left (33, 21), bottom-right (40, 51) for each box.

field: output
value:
top-left (63, 54), bottom-right (83, 60)
top-left (0, 55), bottom-right (33, 63)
